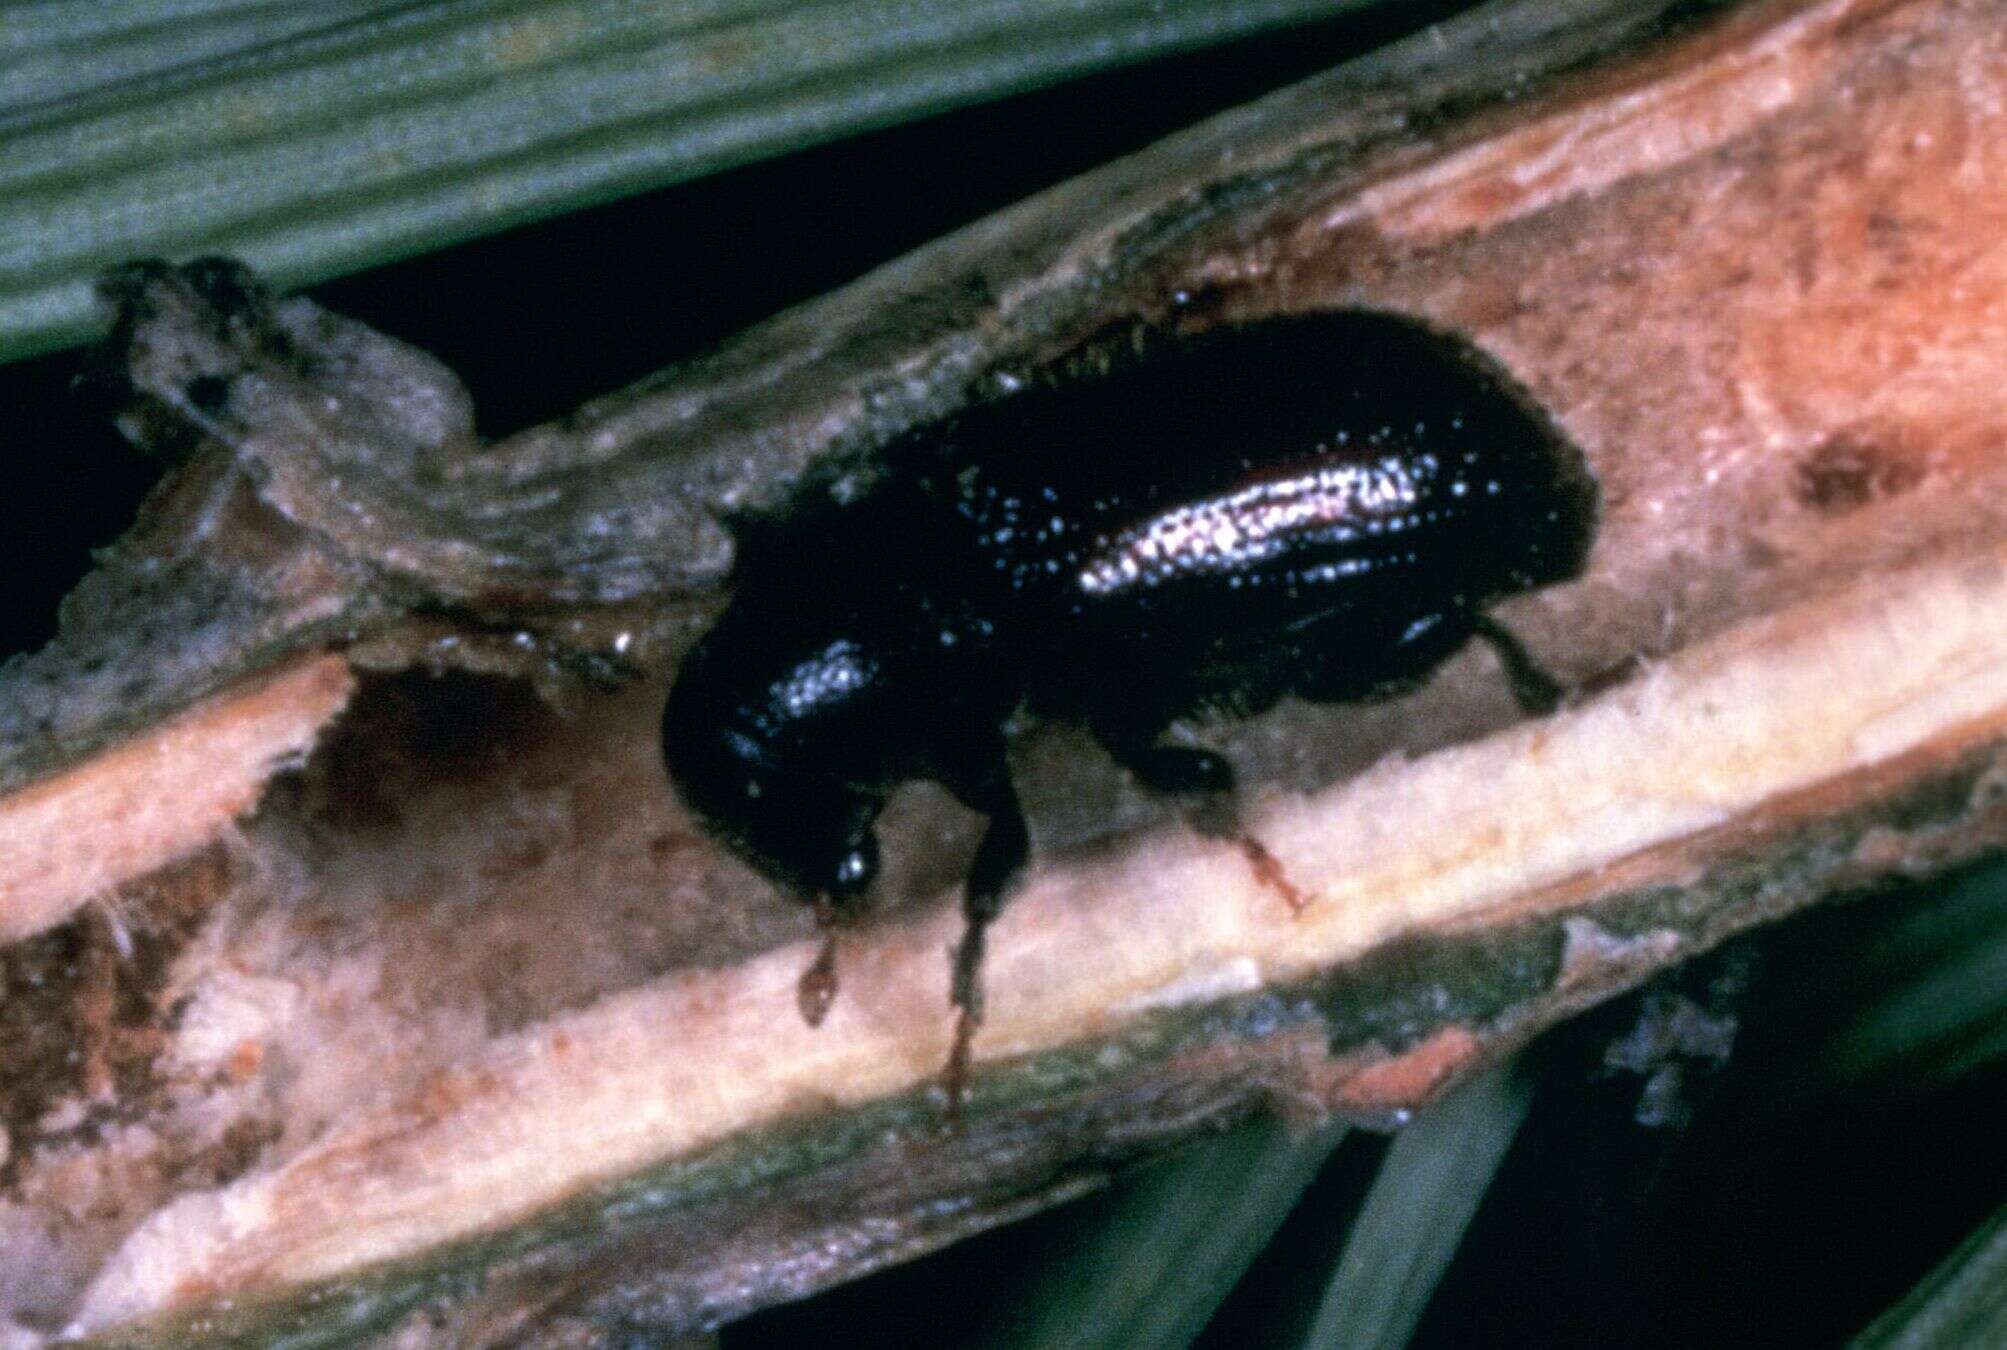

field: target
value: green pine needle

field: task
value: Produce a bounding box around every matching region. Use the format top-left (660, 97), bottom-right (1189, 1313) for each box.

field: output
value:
top-left (1785, 860), bottom-right (2007, 1097)
top-left (1296, 1059), bottom-right (1533, 1350)
top-left (977, 1115), bottom-right (1350, 1349)
top-left (1850, 1201), bottom-right (2007, 1349)
top-left (0, 0), bottom-right (1389, 363)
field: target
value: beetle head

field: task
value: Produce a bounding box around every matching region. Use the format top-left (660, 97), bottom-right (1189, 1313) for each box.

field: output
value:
top-left (662, 617), bottom-right (889, 904)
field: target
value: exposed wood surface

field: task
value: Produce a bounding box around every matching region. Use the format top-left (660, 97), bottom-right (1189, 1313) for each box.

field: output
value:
top-left (0, 0), bottom-right (2003, 1342)
top-left (0, 656), bottom-right (352, 946)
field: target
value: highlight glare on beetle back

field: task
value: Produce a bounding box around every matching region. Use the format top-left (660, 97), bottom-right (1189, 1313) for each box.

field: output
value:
top-left (1078, 452), bottom-right (1432, 597)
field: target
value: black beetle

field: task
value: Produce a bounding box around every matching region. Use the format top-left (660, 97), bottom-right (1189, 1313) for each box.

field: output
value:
top-left (662, 310), bottom-right (1596, 1100)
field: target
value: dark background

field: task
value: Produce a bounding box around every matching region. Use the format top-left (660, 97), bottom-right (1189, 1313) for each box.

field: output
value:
top-left (2, 4), bottom-right (1999, 1344)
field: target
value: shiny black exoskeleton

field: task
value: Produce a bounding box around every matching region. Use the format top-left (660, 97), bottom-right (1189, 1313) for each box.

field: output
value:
top-left (663, 311), bottom-right (1596, 1092)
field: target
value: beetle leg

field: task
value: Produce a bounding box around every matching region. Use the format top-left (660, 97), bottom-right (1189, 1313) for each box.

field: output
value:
top-left (942, 767), bottom-right (1030, 1121)
top-left (1090, 722), bottom-right (1246, 839)
top-left (1089, 727), bottom-right (1314, 917)
top-left (1472, 613), bottom-right (1567, 716)
top-left (1085, 706), bottom-right (1237, 797)
top-left (1290, 608), bottom-right (1472, 705)
top-left (1120, 744), bottom-right (1236, 797)
top-left (1112, 744), bottom-right (1244, 852)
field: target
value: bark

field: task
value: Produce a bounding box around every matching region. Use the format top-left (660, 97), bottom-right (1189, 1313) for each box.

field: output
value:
top-left (3, 0), bottom-right (2006, 1342)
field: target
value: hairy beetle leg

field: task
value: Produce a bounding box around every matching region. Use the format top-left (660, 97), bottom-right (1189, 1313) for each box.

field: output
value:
top-left (1189, 802), bottom-right (1312, 918)
top-left (1110, 739), bottom-right (1310, 917)
top-left (1232, 831), bottom-right (1311, 916)
top-left (1472, 614), bottom-right (1568, 716)
top-left (943, 773), bottom-right (1031, 1123)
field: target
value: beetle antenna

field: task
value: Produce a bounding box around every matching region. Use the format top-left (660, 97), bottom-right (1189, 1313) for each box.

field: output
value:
top-left (796, 895), bottom-right (842, 1027)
